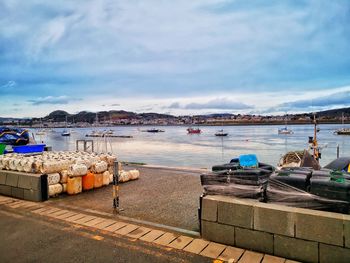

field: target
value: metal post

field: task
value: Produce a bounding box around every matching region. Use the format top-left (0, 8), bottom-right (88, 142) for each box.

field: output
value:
top-left (337, 144), bottom-right (340, 158)
top-left (113, 161), bottom-right (120, 213)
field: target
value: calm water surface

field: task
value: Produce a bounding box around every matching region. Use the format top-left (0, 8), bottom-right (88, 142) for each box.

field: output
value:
top-left (30, 124), bottom-right (350, 168)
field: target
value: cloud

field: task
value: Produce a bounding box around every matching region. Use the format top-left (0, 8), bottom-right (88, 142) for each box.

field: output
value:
top-left (28, 95), bottom-right (80, 105)
top-left (168, 102), bottom-right (181, 109)
top-left (165, 98), bottom-right (253, 110)
top-left (275, 90), bottom-right (350, 111)
top-left (1, 1), bottom-right (350, 117)
top-left (1, 80), bottom-right (17, 89)
top-left (111, 103), bottom-right (120, 107)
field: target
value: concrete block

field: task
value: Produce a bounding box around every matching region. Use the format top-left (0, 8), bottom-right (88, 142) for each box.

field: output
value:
top-left (23, 189), bottom-right (44, 202)
top-left (235, 227), bottom-right (273, 254)
top-left (0, 171), bottom-right (6, 184)
top-left (201, 196), bottom-right (218, 222)
top-left (319, 243), bottom-right (350, 263)
top-left (5, 172), bottom-right (19, 187)
top-left (201, 220), bottom-right (235, 246)
top-left (274, 234), bottom-right (318, 263)
top-left (254, 202), bottom-right (295, 237)
top-left (344, 215), bottom-right (350, 248)
top-left (17, 174), bottom-right (33, 189)
top-left (11, 187), bottom-right (24, 199)
top-left (0, 184), bottom-right (11, 196)
top-left (295, 208), bottom-right (343, 246)
top-left (218, 198), bottom-right (254, 228)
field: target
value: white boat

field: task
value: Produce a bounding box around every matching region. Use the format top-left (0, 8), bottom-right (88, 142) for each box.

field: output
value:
top-left (278, 115), bottom-right (293, 135)
top-left (278, 127), bottom-right (293, 135)
top-left (61, 116), bottom-right (70, 136)
top-left (335, 113), bottom-right (350, 135)
top-left (215, 129), bottom-right (228, 136)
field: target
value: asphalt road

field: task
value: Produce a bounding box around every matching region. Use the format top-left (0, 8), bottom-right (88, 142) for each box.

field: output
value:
top-left (49, 165), bottom-right (205, 231)
top-left (0, 208), bottom-right (211, 263)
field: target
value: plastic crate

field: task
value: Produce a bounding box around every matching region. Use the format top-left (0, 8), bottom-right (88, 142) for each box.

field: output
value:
top-left (12, 144), bottom-right (46, 154)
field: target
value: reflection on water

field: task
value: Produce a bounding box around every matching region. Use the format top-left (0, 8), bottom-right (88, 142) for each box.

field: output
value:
top-left (30, 124), bottom-right (350, 168)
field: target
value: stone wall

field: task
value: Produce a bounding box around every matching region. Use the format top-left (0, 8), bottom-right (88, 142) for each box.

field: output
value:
top-left (200, 195), bottom-right (350, 263)
top-left (0, 170), bottom-right (48, 201)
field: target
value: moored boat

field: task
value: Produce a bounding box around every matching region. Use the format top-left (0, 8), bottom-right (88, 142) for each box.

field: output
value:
top-left (187, 127), bottom-right (201, 134)
top-left (215, 129), bottom-right (228, 136)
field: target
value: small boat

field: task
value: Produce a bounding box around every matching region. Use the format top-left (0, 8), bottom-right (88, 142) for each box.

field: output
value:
top-left (215, 129), bottom-right (228, 137)
top-left (187, 127), bottom-right (201, 134)
top-left (61, 116), bottom-right (70, 136)
top-left (146, 128), bottom-right (164, 133)
top-left (278, 114), bottom-right (293, 135)
top-left (61, 130), bottom-right (70, 136)
top-left (335, 113), bottom-right (350, 135)
top-left (278, 127), bottom-right (293, 135)
top-left (335, 128), bottom-right (350, 135)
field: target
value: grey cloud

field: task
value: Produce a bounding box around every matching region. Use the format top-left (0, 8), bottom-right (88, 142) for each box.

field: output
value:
top-left (28, 95), bottom-right (81, 105)
top-left (276, 91), bottom-right (350, 111)
top-left (184, 98), bottom-right (253, 110)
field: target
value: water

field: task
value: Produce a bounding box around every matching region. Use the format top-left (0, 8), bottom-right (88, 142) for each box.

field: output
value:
top-left (30, 124), bottom-right (350, 168)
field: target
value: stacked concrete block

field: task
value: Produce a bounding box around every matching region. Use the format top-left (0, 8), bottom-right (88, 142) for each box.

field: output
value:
top-left (0, 170), bottom-right (48, 202)
top-left (200, 195), bottom-right (350, 263)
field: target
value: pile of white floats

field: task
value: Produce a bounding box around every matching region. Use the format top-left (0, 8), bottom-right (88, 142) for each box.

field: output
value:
top-left (0, 151), bottom-right (139, 197)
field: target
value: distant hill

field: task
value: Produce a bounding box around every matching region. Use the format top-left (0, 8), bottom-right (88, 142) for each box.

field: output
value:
top-left (37, 110), bottom-right (175, 124)
top-left (2, 107), bottom-right (350, 125)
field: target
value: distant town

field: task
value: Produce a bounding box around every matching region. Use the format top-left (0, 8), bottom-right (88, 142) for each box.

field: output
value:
top-left (1, 107), bottom-right (350, 128)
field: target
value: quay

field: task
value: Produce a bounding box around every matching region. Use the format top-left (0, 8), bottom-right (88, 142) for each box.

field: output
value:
top-left (1, 160), bottom-right (350, 262)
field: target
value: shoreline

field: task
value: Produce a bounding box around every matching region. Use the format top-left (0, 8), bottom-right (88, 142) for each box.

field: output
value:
top-left (12, 121), bottom-right (350, 129)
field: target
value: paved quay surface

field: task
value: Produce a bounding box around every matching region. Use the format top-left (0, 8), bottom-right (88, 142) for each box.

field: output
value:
top-left (0, 196), bottom-right (295, 263)
top-left (48, 164), bottom-right (205, 231)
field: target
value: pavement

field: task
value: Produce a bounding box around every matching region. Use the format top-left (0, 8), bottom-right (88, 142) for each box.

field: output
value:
top-left (0, 196), bottom-right (293, 263)
top-left (48, 164), bottom-right (205, 231)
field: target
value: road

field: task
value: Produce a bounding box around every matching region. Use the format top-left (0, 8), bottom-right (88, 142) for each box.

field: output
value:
top-left (0, 208), bottom-right (211, 263)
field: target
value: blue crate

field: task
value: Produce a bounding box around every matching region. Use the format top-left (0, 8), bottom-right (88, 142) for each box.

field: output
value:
top-left (12, 144), bottom-right (46, 154)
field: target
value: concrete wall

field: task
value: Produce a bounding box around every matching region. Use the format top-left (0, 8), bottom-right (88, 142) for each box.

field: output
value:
top-left (0, 170), bottom-right (48, 202)
top-left (200, 195), bottom-right (350, 263)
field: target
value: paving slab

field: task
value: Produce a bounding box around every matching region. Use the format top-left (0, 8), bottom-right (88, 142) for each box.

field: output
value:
top-left (199, 242), bottom-right (226, 259)
top-left (218, 246), bottom-right (245, 262)
top-left (73, 215), bottom-right (97, 224)
top-left (104, 222), bottom-right (128, 232)
top-left (115, 224), bottom-right (139, 236)
top-left (126, 227), bottom-right (152, 239)
top-left (238, 251), bottom-right (264, 263)
top-left (93, 219), bottom-right (116, 230)
top-left (82, 217), bottom-right (106, 227)
top-left (55, 211), bottom-right (78, 220)
top-left (262, 254), bottom-right (286, 263)
top-left (47, 210), bottom-right (71, 218)
top-left (168, 235), bottom-right (194, 250)
top-left (64, 213), bottom-right (87, 222)
top-left (139, 229), bottom-right (165, 242)
top-left (183, 239), bottom-right (209, 254)
top-left (153, 232), bottom-right (178, 246)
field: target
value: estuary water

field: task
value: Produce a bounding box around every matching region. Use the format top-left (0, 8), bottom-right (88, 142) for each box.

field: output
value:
top-left (30, 124), bottom-right (350, 168)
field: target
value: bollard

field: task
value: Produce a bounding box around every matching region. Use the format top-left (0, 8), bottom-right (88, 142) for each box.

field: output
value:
top-left (113, 160), bottom-right (120, 213)
top-left (337, 144), bottom-right (340, 158)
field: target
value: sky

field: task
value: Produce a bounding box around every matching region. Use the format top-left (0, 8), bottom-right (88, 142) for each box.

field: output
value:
top-left (1, 0), bottom-right (350, 117)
